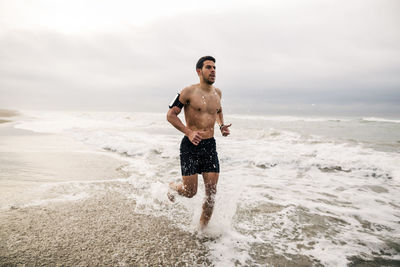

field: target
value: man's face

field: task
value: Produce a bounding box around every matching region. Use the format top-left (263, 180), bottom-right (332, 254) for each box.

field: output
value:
top-left (199, 60), bottom-right (216, 85)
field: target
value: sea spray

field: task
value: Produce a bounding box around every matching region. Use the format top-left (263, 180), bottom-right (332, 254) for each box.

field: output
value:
top-left (14, 110), bottom-right (400, 266)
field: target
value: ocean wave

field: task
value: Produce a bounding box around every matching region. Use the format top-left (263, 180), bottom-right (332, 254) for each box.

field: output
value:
top-left (362, 117), bottom-right (400, 124)
top-left (229, 114), bottom-right (352, 122)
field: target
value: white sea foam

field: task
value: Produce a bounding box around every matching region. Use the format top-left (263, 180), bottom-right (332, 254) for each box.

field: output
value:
top-left (13, 110), bottom-right (400, 266)
top-left (229, 113), bottom-right (353, 122)
top-left (362, 117), bottom-right (400, 124)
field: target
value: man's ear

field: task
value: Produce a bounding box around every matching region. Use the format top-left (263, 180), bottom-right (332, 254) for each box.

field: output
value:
top-left (196, 68), bottom-right (201, 76)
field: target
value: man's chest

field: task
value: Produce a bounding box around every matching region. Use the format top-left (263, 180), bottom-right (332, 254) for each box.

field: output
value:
top-left (189, 93), bottom-right (220, 114)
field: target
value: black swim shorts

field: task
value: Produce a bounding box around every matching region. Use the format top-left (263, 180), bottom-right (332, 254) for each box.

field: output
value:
top-left (180, 136), bottom-right (220, 176)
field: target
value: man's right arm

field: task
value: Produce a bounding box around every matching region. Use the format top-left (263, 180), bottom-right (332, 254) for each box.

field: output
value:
top-left (167, 88), bottom-right (190, 135)
top-left (166, 88), bottom-right (203, 145)
top-left (166, 106), bottom-right (191, 136)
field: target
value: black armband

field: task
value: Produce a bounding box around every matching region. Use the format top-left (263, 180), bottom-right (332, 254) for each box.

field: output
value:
top-left (169, 93), bottom-right (184, 109)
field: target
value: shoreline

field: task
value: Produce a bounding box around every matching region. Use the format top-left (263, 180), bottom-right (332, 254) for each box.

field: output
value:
top-left (0, 109), bottom-right (19, 124)
top-left (1, 109), bottom-right (399, 266)
top-left (0, 121), bottom-right (131, 210)
top-left (0, 109), bottom-right (19, 118)
top-left (0, 109), bottom-right (211, 266)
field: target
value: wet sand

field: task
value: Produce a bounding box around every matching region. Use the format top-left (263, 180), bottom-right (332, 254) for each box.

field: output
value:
top-left (0, 126), bottom-right (131, 209)
top-left (0, 111), bottom-right (210, 266)
top-left (0, 193), bottom-right (210, 266)
top-left (0, 109), bottom-right (18, 124)
top-left (0, 109), bottom-right (19, 118)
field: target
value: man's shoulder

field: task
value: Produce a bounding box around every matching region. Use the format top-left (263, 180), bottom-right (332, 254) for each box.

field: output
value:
top-left (214, 87), bottom-right (222, 97)
top-left (179, 84), bottom-right (198, 101)
top-left (180, 84), bottom-right (199, 96)
top-left (182, 84), bottom-right (199, 92)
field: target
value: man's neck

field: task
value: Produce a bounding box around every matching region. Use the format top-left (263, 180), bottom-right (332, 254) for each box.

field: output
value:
top-left (199, 81), bottom-right (213, 92)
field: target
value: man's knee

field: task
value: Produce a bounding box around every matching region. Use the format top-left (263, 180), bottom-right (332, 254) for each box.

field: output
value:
top-left (205, 192), bottom-right (216, 206)
top-left (183, 186), bottom-right (197, 198)
top-left (186, 189), bottom-right (197, 198)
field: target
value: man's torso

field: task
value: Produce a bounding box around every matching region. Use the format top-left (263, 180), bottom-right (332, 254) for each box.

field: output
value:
top-left (183, 84), bottom-right (221, 139)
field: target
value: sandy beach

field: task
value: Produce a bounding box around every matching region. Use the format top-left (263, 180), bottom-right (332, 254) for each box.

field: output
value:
top-left (0, 109), bottom-right (19, 117)
top-left (0, 192), bottom-right (210, 266)
top-left (0, 109), bottom-right (18, 124)
top-left (0, 111), bottom-right (210, 266)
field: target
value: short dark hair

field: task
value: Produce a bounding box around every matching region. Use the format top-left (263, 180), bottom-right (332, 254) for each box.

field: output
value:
top-left (196, 56), bottom-right (215, 70)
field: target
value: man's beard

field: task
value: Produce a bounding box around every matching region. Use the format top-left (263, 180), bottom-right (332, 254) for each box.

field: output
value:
top-left (203, 74), bottom-right (215, 85)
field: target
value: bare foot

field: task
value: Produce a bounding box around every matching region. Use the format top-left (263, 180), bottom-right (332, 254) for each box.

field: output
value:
top-left (199, 220), bottom-right (207, 231)
top-left (167, 189), bottom-right (175, 202)
top-left (198, 224), bottom-right (208, 233)
top-left (167, 182), bottom-right (177, 202)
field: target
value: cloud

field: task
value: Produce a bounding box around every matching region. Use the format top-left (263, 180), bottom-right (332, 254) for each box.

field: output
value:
top-left (0, 0), bottom-right (399, 114)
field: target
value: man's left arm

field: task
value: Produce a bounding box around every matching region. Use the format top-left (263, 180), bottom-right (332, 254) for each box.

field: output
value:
top-left (215, 88), bottom-right (231, 137)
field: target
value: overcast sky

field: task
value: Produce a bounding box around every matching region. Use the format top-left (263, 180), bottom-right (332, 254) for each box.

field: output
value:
top-left (0, 0), bottom-right (399, 116)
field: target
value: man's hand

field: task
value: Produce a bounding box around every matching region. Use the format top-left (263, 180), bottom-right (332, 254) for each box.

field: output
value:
top-left (220, 124), bottom-right (231, 137)
top-left (187, 130), bottom-right (204, 146)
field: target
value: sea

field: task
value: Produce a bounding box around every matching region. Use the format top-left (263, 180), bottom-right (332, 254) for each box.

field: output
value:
top-left (7, 110), bottom-right (400, 266)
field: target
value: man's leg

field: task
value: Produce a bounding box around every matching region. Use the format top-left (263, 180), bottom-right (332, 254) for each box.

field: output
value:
top-left (200, 172), bottom-right (219, 229)
top-left (168, 174), bottom-right (198, 201)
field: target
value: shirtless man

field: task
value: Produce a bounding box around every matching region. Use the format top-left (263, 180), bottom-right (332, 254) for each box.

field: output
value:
top-left (167, 56), bottom-right (231, 229)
